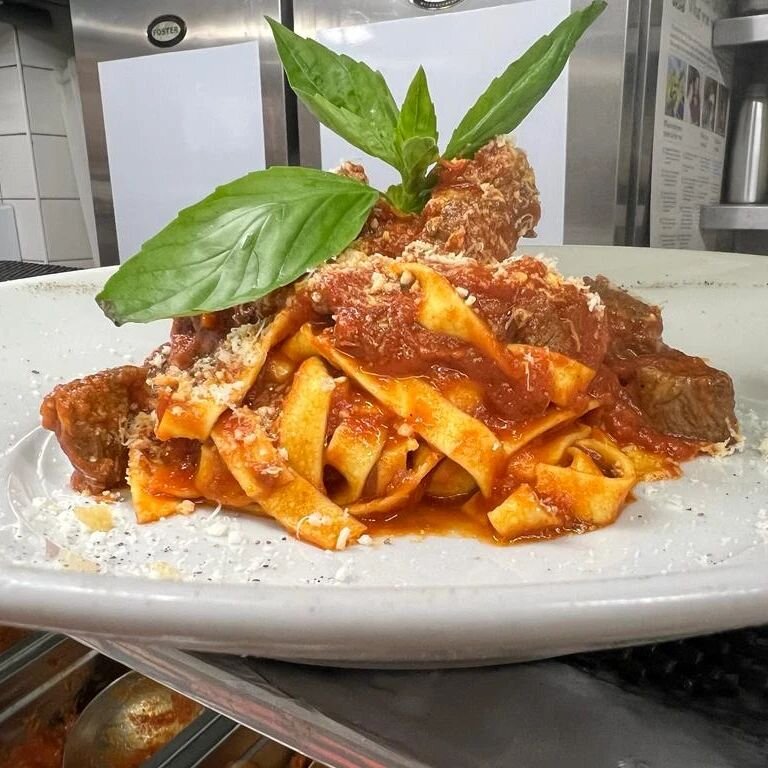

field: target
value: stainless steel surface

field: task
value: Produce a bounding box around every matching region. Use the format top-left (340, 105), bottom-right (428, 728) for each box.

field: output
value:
top-left (619, 0), bottom-right (663, 246)
top-left (77, 636), bottom-right (768, 768)
top-left (215, 735), bottom-right (295, 768)
top-left (62, 669), bottom-right (203, 768)
top-left (142, 710), bottom-right (241, 768)
top-left (727, 84), bottom-right (768, 203)
top-left (0, 634), bottom-right (90, 713)
top-left (566, 0), bottom-right (634, 244)
top-left (0, 636), bottom-right (100, 761)
top-left (75, 638), bottom-right (421, 768)
top-left (293, 0), bottom-right (633, 247)
top-left (713, 12), bottom-right (768, 46)
top-left (735, 0), bottom-right (768, 15)
top-left (70, 0), bottom-right (288, 267)
top-left (143, 714), bottom-right (301, 768)
top-left (700, 203), bottom-right (768, 228)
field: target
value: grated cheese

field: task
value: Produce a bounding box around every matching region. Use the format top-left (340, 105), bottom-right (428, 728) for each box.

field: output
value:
top-left (74, 504), bottom-right (114, 533)
top-left (335, 526), bottom-right (351, 550)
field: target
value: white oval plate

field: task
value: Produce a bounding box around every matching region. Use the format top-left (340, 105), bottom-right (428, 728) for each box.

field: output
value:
top-left (1, 245), bottom-right (767, 667)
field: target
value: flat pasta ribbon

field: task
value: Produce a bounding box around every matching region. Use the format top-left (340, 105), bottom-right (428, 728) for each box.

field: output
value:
top-left (154, 309), bottom-right (300, 441)
top-left (211, 408), bottom-right (366, 549)
top-left (310, 330), bottom-right (505, 496)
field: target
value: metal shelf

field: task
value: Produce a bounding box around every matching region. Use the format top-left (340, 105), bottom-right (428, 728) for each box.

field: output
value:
top-left (713, 13), bottom-right (768, 47)
top-left (76, 636), bottom-right (768, 768)
top-left (700, 204), bottom-right (768, 230)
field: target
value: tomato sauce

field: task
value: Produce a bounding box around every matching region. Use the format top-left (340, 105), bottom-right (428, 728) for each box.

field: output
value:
top-left (587, 367), bottom-right (702, 461)
top-left (362, 501), bottom-right (590, 545)
top-left (146, 439), bottom-right (200, 497)
top-left (3, 718), bottom-right (72, 768)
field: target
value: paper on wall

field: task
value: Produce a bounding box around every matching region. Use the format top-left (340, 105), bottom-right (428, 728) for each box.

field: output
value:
top-left (316, 0), bottom-right (570, 247)
top-left (100, 42), bottom-right (266, 262)
top-left (650, 0), bottom-right (732, 250)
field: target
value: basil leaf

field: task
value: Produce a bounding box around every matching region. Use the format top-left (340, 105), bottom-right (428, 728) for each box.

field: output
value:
top-left (397, 66), bottom-right (437, 146)
top-left (387, 66), bottom-right (440, 213)
top-left (266, 17), bottom-right (401, 167)
top-left (387, 136), bottom-right (438, 212)
top-left (443, 0), bottom-right (606, 159)
top-left (96, 167), bottom-right (379, 325)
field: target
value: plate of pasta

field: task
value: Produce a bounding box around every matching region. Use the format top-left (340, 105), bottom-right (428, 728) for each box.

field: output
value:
top-left (2, 242), bottom-right (768, 664)
top-left (2, 8), bottom-right (768, 665)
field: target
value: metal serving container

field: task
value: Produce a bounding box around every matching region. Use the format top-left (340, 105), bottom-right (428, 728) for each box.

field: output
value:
top-left (0, 632), bottom-right (315, 768)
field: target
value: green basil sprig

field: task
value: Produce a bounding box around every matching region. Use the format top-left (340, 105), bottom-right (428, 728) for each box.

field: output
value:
top-left (444, 0), bottom-right (606, 159)
top-left (96, 168), bottom-right (378, 325)
top-left (268, 2), bottom-right (604, 208)
top-left (97, 4), bottom-right (603, 325)
top-left (388, 66), bottom-right (440, 213)
top-left (267, 18), bottom-right (401, 168)
top-left (268, 18), bottom-right (439, 214)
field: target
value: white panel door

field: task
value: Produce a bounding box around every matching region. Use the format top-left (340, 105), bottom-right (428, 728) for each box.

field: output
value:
top-left (99, 42), bottom-right (266, 262)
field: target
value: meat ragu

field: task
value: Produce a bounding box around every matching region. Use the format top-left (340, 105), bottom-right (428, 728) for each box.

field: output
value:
top-left (41, 366), bottom-right (151, 494)
top-left (352, 137), bottom-right (540, 262)
top-left (40, 137), bottom-right (738, 548)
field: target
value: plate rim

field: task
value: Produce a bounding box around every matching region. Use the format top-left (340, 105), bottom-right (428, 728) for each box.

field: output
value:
top-left (2, 245), bottom-right (768, 662)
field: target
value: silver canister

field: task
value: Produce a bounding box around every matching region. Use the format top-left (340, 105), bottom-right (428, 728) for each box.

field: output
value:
top-left (727, 84), bottom-right (768, 204)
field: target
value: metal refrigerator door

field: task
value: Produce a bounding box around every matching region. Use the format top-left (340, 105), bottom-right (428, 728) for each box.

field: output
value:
top-left (292, 0), bottom-right (633, 247)
top-left (70, 0), bottom-right (287, 266)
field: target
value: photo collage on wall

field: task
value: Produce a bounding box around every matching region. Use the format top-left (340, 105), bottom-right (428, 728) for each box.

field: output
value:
top-left (664, 55), bottom-right (729, 137)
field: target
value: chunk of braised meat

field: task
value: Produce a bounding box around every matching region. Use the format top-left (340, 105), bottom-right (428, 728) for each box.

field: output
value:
top-left (354, 200), bottom-right (424, 260)
top-left (355, 138), bottom-right (540, 262)
top-left (420, 138), bottom-right (540, 261)
top-left (165, 286), bottom-right (293, 370)
top-left (40, 366), bottom-right (151, 493)
top-left (588, 367), bottom-right (698, 460)
top-left (584, 276), bottom-right (663, 357)
top-left (584, 277), bottom-right (736, 443)
top-left (618, 352), bottom-right (736, 443)
top-left (167, 316), bottom-right (224, 370)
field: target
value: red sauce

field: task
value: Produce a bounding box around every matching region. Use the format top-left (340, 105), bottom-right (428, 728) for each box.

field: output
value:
top-left (363, 502), bottom-right (494, 541)
top-left (362, 501), bottom-right (588, 545)
top-left (309, 260), bottom-right (587, 427)
top-left (2, 716), bottom-right (73, 768)
top-left (146, 439), bottom-right (200, 497)
top-left (588, 367), bottom-right (702, 461)
top-left (325, 380), bottom-right (390, 438)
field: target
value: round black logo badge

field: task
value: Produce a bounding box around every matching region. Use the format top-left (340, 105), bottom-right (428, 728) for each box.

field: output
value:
top-left (147, 15), bottom-right (187, 48)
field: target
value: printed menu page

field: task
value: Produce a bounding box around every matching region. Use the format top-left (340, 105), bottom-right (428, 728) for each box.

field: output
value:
top-left (650, 0), bottom-right (732, 249)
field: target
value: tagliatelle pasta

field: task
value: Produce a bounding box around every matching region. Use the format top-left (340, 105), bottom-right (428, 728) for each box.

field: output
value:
top-left (81, 246), bottom-right (728, 551)
top-left (38, 30), bottom-right (737, 556)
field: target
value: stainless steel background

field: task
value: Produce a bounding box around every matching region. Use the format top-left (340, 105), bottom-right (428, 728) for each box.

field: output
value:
top-left (617, 0), bottom-right (663, 247)
top-left (292, 0), bottom-right (639, 246)
top-left (70, 0), bottom-right (676, 257)
top-left (69, 0), bottom-right (288, 266)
